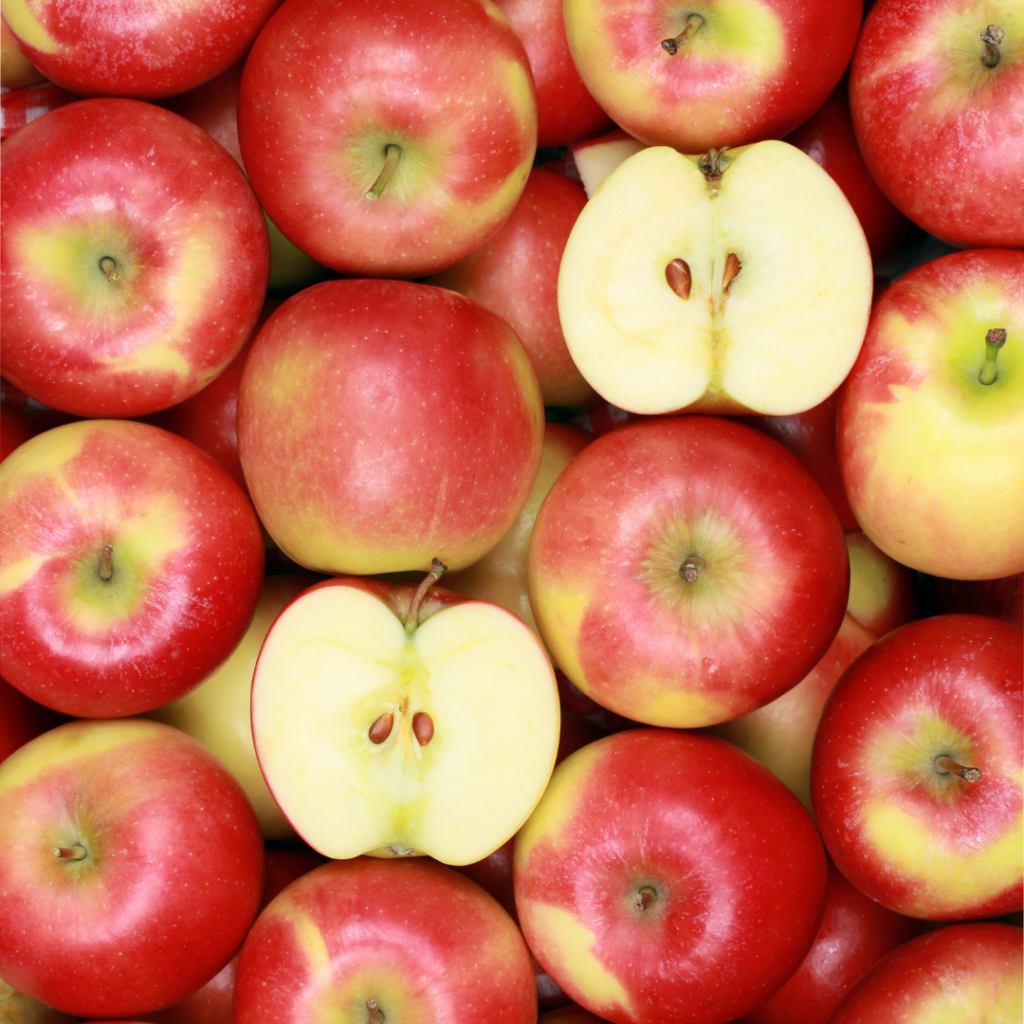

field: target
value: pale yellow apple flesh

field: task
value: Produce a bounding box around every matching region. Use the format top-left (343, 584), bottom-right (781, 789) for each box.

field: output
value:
top-left (571, 132), bottom-right (647, 198)
top-left (251, 584), bottom-right (560, 865)
top-left (558, 141), bottom-right (873, 415)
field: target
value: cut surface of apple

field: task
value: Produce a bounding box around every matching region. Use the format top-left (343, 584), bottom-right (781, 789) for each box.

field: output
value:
top-left (252, 579), bottom-right (560, 866)
top-left (558, 141), bottom-right (873, 415)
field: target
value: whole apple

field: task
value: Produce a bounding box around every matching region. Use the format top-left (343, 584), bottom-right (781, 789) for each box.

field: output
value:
top-left (0, 718), bottom-right (264, 1019)
top-left (237, 279), bottom-right (544, 576)
top-left (1, 98), bottom-right (269, 418)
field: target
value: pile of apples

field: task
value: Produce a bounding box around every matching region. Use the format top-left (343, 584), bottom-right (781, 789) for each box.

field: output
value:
top-left (0, 0), bottom-right (1021, 1021)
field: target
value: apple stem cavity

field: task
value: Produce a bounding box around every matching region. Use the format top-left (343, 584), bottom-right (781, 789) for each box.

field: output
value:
top-left (980, 24), bottom-right (1005, 68)
top-left (405, 558), bottom-right (448, 635)
top-left (634, 885), bottom-right (658, 910)
top-left (99, 256), bottom-right (120, 282)
top-left (935, 755), bottom-right (982, 782)
top-left (369, 711), bottom-right (395, 744)
top-left (723, 253), bottom-right (741, 295)
top-left (412, 711), bottom-right (435, 746)
top-left (979, 327), bottom-right (1006, 385)
top-left (697, 147), bottom-right (733, 197)
top-left (366, 144), bottom-right (403, 200)
top-left (680, 555), bottom-right (706, 583)
top-left (98, 543), bottom-right (114, 581)
top-left (366, 997), bottom-right (386, 1024)
top-left (53, 844), bottom-right (88, 861)
top-left (666, 258), bottom-right (692, 299)
top-left (661, 13), bottom-right (705, 55)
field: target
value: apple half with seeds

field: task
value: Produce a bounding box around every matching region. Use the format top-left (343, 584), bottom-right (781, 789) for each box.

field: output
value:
top-left (251, 565), bottom-right (560, 866)
top-left (557, 140), bottom-right (873, 416)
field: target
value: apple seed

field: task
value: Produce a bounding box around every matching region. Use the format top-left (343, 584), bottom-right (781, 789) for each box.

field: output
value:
top-left (666, 258), bottom-right (692, 299)
top-left (723, 253), bottom-right (742, 295)
top-left (412, 711), bottom-right (435, 746)
top-left (369, 712), bottom-right (395, 744)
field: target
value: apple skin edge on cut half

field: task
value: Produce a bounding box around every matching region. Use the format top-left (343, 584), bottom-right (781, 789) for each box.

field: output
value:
top-left (557, 140), bottom-right (873, 416)
top-left (251, 569), bottom-right (561, 866)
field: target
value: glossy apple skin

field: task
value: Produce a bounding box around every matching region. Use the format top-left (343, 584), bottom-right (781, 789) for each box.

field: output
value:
top-left (495, 0), bottom-right (613, 147)
top-left (838, 248), bottom-right (1024, 580)
top-left (828, 922), bottom-right (1023, 1023)
top-left (429, 168), bottom-right (597, 410)
top-left (0, 719), bottom-right (264, 1019)
top-left (0, 975), bottom-right (78, 1023)
top-left (845, 530), bottom-right (916, 638)
top-left (563, 0), bottom-right (861, 151)
top-left (708, 612), bottom-right (875, 811)
top-left (783, 83), bottom-right (910, 265)
top-left (735, 859), bottom-right (926, 1024)
top-left (0, 99), bottom-right (269, 418)
top-left (528, 416), bottom-right (850, 727)
top-left (237, 279), bottom-right (544, 576)
top-left (237, 0), bottom-right (537, 278)
top-left (812, 614), bottom-right (1024, 921)
top-left (514, 729), bottom-right (828, 1024)
top-left (1, 18), bottom-right (46, 87)
top-left (0, 419), bottom-right (265, 717)
top-left (0, 0), bottom-right (279, 98)
top-left (850, 0), bottom-right (1024, 249)
top-left (235, 858), bottom-right (537, 1023)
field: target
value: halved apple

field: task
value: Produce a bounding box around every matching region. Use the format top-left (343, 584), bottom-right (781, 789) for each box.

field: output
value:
top-left (251, 570), bottom-right (560, 866)
top-left (557, 141), bottom-right (873, 416)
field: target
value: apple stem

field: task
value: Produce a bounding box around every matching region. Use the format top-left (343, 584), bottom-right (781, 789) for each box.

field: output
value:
top-left (405, 558), bottom-right (447, 635)
top-left (979, 327), bottom-right (1006, 385)
top-left (723, 253), bottom-right (741, 295)
top-left (981, 24), bottom-right (1004, 68)
top-left (666, 259), bottom-right (692, 299)
top-left (54, 844), bottom-right (88, 861)
top-left (662, 13), bottom-right (705, 55)
top-left (634, 886), bottom-right (657, 910)
top-left (680, 555), bottom-right (705, 583)
top-left (366, 997), bottom-right (386, 1023)
top-left (935, 755), bottom-right (982, 782)
top-left (99, 256), bottom-right (120, 282)
top-left (366, 144), bottom-right (403, 200)
top-left (98, 543), bottom-right (114, 581)
top-left (697, 147), bottom-right (733, 197)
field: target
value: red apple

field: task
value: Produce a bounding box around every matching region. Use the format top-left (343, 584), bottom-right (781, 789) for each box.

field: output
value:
top-left (0, 975), bottom-right (77, 1023)
top-left (828, 922), bottom-right (1023, 1023)
top-left (0, 718), bottom-right (264, 1019)
top-left (234, 857), bottom-right (537, 1023)
top-left (237, 279), bottom-right (544, 576)
top-left (514, 729), bottom-right (828, 1024)
top-left (428, 168), bottom-right (597, 410)
top-left (850, 0), bottom-right (1024, 249)
top-left (0, 419), bottom-right (265, 718)
top-left (495, 0), bottom-right (613, 147)
top-left (237, 0), bottom-right (538, 278)
top-left (1, 98), bottom-right (269, 418)
top-left (528, 416), bottom-right (850, 728)
top-left (562, 0), bottom-right (862, 151)
top-left (0, 676), bottom-right (67, 763)
top-left (812, 614), bottom-right (1024, 921)
top-left (0, 0), bottom-right (279, 98)
top-left (735, 858), bottom-right (927, 1024)
top-left (783, 82), bottom-right (910, 265)
top-left (838, 248), bottom-right (1024, 580)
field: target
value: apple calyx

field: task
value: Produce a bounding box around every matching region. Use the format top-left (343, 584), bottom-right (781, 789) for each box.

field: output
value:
top-left (99, 256), bottom-right (120, 282)
top-left (980, 327), bottom-right (1006, 385)
top-left (934, 755), bottom-right (983, 782)
top-left (634, 885), bottom-right (658, 911)
top-left (53, 844), bottom-right (88, 861)
top-left (405, 558), bottom-right (448, 635)
top-left (680, 555), bottom-right (706, 583)
top-left (366, 144), bottom-right (403, 200)
top-left (98, 543), bottom-right (114, 581)
top-left (666, 258), bottom-right (692, 299)
top-left (697, 147), bottom-right (733, 197)
top-left (980, 24), bottom-right (1005, 68)
top-left (367, 996), bottom-right (386, 1023)
top-left (661, 13), bottom-right (705, 55)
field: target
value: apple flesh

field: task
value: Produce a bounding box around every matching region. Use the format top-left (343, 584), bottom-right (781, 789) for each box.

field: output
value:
top-left (251, 573), bottom-right (560, 865)
top-left (557, 142), bottom-right (873, 416)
